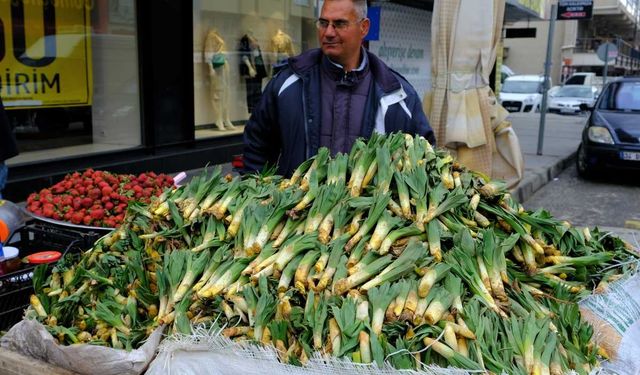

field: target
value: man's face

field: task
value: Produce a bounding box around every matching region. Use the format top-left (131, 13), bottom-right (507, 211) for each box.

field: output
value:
top-left (318, 0), bottom-right (370, 67)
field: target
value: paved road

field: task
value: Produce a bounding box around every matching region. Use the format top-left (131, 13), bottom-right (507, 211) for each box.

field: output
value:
top-left (523, 163), bottom-right (640, 246)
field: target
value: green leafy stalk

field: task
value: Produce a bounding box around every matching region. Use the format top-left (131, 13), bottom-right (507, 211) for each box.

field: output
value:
top-left (378, 225), bottom-right (422, 255)
top-left (316, 235), bottom-right (350, 291)
top-left (300, 147), bottom-right (330, 191)
top-left (334, 255), bottom-right (394, 295)
top-left (173, 249), bottom-right (211, 304)
top-left (368, 210), bottom-right (403, 251)
top-left (274, 233), bottom-right (319, 272)
top-left (345, 192), bottom-right (391, 251)
top-left (360, 241), bottom-right (426, 292)
top-left (278, 253), bottom-right (305, 293)
top-left (253, 276), bottom-right (277, 342)
top-left (417, 262), bottom-right (451, 298)
top-left (404, 167), bottom-right (429, 231)
top-left (367, 283), bottom-right (399, 334)
top-left (394, 171), bottom-right (412, 219)
top-left (305, 290), bottom-right (329, 349)
top-left (327, 153), bottom-right (349, 186)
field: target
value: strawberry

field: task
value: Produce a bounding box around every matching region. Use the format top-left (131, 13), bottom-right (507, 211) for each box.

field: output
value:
top-left (72, 197), bottom-right (83, 210)
top-left (83, 215), bottom-right (93, 226)
top-left (81, 197), bottom-right (93, 209)
top-left (102, 186), bottom-right (113, 197)
top-left (90, 208), bottom-right (105, 220)
top-left (71, 212), bottom-right (84, 224)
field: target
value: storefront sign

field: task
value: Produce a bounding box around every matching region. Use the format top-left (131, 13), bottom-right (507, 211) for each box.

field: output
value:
top-left (368, 3), bottom-right (431, 99)
top-left (0, 0), bottom-right (93, 109)
top-left (365, 6), bottom-right (380, 41)
top-left (557, 0), bottom-right (593, 20)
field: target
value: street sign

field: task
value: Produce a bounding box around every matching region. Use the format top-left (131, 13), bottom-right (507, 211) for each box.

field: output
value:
top-left (557, 0), bottom-right (593, 20)
top-left (596, 42), bottom-right (618, 63)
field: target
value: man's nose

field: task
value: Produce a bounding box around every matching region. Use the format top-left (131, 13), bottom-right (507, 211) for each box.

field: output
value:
top-left (323, 25), bottom-right (337, 37)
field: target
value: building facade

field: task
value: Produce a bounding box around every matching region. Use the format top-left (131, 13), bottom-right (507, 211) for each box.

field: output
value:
top-left (503, 0), bottom-right (640, 86)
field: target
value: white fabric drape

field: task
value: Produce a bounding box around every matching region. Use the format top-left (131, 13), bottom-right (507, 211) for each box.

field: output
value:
top-left (425, 0), bottom-right (524, 188)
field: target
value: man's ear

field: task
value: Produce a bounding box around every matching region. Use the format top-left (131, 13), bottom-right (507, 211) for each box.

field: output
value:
top-left (361, 18), bottom-right (370, 39)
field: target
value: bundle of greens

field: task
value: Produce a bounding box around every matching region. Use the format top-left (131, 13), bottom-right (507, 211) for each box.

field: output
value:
top-left (27, 133), bottom-right (638, 374)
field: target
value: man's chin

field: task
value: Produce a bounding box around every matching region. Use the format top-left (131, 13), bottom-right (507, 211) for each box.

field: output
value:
top-left (322, 47), bottom-right (342, 59)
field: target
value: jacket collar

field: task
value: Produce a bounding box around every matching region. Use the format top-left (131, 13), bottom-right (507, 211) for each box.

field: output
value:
top-left (288, 48), bottom-right (401, 94)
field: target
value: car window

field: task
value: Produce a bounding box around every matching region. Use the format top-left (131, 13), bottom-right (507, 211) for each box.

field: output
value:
top-left (556, 86), bottom-right (593, 98)
top-left (598, 81), bottom-right (640, 111)
top-left (501, 80), bottom-right (541, 94)
top-left (565, 75), bottom-right (585, 85)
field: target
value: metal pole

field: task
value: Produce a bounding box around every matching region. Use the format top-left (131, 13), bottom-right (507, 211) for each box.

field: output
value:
top-left (603, 42), bottom-right (609, 86)
top-left (537, 3), bottom-right (557, 156)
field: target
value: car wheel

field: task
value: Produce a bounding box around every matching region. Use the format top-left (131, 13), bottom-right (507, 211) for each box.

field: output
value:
top-left (576, 144), bottom-right (592, 178)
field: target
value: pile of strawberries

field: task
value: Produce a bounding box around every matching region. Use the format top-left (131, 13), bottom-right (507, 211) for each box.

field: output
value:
top-left (26, 169), bottom-right (174, 228)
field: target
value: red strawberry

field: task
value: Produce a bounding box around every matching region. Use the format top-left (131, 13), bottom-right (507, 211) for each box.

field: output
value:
top-left (102, 186), bottom-right (113, 197)
top-left (71, 212), bottom-right (84, 224)
top-left (73, 197), bottom-right (83, 210)
top-left (81, 197), bottom-right (93, 209)
top-left (90, 209), bottom-right (105, 220)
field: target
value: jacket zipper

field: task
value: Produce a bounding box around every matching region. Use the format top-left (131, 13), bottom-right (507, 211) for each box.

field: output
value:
top-left (301, 76), bottom-right (311, 159)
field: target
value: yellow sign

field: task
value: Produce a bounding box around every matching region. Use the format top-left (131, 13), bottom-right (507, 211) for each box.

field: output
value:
top-left (0, 0), bottom-right (93, 109)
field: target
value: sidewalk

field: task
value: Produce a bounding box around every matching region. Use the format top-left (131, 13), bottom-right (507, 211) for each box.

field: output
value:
top-left (507, 112), bottom-right (585, 203)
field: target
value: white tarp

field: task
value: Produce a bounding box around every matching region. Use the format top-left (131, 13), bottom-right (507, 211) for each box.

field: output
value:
top-left (0, 319), bottom-right (163, 375)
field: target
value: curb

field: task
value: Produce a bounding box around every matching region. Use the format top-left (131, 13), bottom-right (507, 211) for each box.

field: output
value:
top-left (510, 150), bottom-right (578, 203)
top-left (626, 220), bottom-right (640, 230)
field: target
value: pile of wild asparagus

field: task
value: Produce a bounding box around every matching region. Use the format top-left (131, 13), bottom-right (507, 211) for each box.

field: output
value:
top-left (28, 133), bottom-right (638, 373)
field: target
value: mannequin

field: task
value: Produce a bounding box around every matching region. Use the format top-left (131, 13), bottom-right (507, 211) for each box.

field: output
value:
top-left (269, 29), bottom-right (295, 75)
top-left (203, 29), bottom-right (235, 130)
top-left (239, 32), bottom-right (267, 114)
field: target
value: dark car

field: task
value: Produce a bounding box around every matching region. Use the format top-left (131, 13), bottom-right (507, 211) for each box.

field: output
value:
top-left (577, 77), bottom-right (640, 177)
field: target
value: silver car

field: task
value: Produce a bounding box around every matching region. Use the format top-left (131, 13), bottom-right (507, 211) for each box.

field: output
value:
top-left (547, 86), bottom-right (598, 115)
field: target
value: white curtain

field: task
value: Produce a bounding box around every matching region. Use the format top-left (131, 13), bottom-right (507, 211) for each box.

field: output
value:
top-left (425, 0), bottom-right (523, 188)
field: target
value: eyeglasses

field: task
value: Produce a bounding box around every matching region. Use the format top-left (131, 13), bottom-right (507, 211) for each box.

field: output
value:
top-left (315, 18), bottom-right (364, 31)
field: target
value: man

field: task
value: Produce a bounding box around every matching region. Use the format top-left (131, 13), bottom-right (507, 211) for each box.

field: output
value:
top-left (243, 0), bottom-right (434, 176)
top-left (0, 96), bottom-right (19, 199)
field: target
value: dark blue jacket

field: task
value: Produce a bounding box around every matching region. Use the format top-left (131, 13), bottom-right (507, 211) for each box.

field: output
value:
top-left (242, 48), bottom-right (434, 176)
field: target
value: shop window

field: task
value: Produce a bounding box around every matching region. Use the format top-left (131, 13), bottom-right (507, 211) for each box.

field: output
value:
top-left (192, 0), bottom-right (319, 139)
top-left (2, 0), bottom-right (141, 165)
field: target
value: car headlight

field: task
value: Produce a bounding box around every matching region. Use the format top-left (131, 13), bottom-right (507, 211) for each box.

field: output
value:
top-left (522, 96), bottom-right (535, 104)
top-left (587, 126), bottom-right (614, 144)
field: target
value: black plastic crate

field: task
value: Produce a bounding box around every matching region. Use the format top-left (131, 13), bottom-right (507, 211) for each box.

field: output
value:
top-left (0, 221), bottom-right (102, 331)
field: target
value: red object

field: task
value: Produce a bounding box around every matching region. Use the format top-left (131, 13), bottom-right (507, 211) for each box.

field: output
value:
top-left (232, 154), bottom-right (244, 169)
top-left (26, 251), bottom-right (62, 264)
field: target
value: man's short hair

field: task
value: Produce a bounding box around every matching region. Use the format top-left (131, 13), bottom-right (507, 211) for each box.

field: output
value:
top-left (353, 0), bottom-right (368, 20)
top-left (325, 0), bottom-right (368, 20)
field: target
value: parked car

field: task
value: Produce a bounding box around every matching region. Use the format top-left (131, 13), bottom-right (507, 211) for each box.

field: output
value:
top-left (499, 75), bottom-right (550, 113)
top-left (547, 85), bottom-right (598, 115)
top-left (577, 77), bottom-right (640, 177)
top-left (564, 72), bottom-right (603, 89)
top-left (500, 64), bottom-right (515, 83)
